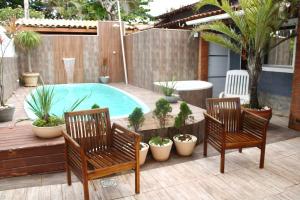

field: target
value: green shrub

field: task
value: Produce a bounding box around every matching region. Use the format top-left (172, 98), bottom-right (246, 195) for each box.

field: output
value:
top-left (91, 104), bottom-right (100, 109)
top-left (33, 116), bottom-right (64, 127)
top-left (159, 78), bottom-right (176, 96)
top-left (149, 136), bottom-right (170, 146)
top-left (174, 102), bottom-right (193, 141)
top-left (128, 107), bottom-right (145, 132)
top-left (153, 98), bottom-right (172, 128)
top-left (0, 7), bottom-right (44, 22)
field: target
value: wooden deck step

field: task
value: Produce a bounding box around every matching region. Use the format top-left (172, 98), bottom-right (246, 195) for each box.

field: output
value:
top-left (0, 125), bottom-right (65, 178)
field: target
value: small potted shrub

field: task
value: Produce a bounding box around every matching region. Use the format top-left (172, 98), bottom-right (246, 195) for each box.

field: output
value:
top-left (149, 136), bottom-right (173, 161)
top-left (128, 107), bottom-right (148, 165)
top-left (26, 85), bottom-right (86, 138)
top-left (14, 30), bottom-right (41, 87)
top-left (150, 99), bottom-right (173, 161)
top-left (159, 78), bottom-right (178, 103)
top-left (99, 58), bottom-right (110, 84)
top-left (91, 104), bottom-right (100, 109)
top-left (173, 102), bottom-right (197, 156)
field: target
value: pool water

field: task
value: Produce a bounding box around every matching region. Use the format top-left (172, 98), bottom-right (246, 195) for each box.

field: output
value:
top-left (25, 83), bottom-right (150, 119)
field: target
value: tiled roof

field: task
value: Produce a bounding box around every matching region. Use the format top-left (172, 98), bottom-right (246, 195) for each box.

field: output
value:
top-left (16, 18), bottom-right (98, 29)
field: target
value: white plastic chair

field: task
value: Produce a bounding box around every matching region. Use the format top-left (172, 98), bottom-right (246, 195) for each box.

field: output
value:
top-left (219, 70), bottom-right (250, 104)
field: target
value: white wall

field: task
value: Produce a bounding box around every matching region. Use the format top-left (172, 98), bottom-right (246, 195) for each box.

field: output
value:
top-left (0, 26), bottom-right (15, 58)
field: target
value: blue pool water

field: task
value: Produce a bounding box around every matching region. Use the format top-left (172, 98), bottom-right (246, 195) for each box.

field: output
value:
top-left (25, 83), bottom-right (150, 119)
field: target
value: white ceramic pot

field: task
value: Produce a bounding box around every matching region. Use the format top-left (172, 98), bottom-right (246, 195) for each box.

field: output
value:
top-left (99, 76), bottom-right (110, 84)
top-left (32, 124), bottom-right (63, 138)
top-left (139, 142), bottom-right (149, 165)
top-left (173, 134), bottom-right (197, 156)
top-left (149, 140), bottom-right (173, 161)
top-left (23, 72), bottom-right (40, 87)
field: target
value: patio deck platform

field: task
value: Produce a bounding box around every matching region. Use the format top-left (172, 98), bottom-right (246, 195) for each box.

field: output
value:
top-left (0, 125), bottom-right (65, 178)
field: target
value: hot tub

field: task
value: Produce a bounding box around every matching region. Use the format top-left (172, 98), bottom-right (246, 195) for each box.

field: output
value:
top-left (154, 80), bottom-right (213, 109)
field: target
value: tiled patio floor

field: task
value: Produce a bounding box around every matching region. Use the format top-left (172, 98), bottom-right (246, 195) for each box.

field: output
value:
top-left (0, 137), bottom-right (300, 200)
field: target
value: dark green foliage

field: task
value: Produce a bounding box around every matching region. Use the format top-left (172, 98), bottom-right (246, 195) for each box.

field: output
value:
top-left (174, 102), bottom-right (192, 129)
top-left (91, 104), bottom-right (100, 109)
top-left (149, 136), bottom-right (170, 146)
top-left (128, 107), bottom-right (145, 132)
top-left (153, 98), bottom-right (172, 128)
top-left (174, 102), bottom-right (193, 141)
top-left (33, 116), bottom-right (64, 127)
top-left (121, 0), bottom-right (152, 24)
top-left (159, 78), bottom-right (176, 96)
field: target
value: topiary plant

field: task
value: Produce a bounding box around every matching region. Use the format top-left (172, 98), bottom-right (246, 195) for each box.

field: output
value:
top-left (174, 102), bottom-right (193, 141)
top-left (91, 104), bottom-right (100, 109)
top-left (128, 107), bottom-right (145, 132)
top-left (153, 98), bottom-right (172, 128)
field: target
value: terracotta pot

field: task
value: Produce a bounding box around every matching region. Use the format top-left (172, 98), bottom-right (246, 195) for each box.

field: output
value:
top-left (243, 107), bottom-right (272, 121)
top-left (32, 124), bottom-right (63, 138)
top-left (23, 72), bottom-right (40, 87)
top-left (173, 134), bottom-right (197, 156)
top-left (0, 105), bottom-right (15, 122)
top-left (139, 142), bottom-right (149, 165)
top-left (149, 140), bottom-right (173, 161)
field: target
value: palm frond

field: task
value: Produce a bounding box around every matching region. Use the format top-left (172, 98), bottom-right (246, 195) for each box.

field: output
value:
top-left (200, 32), bottom-right (241, 54)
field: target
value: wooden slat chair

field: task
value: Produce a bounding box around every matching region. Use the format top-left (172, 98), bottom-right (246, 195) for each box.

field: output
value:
top-left (63, 108), bottom-right (141, 200)
top-left (204, 98), bottom-right (269, 173)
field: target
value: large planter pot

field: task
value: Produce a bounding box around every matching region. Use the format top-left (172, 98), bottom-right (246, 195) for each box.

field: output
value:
top-left (243, 107), bottom-right (272, 121)
top-left (23, 72), bottom-right (40, 87)
top-left (139, 142), bottom-right (149, 165)
top-left (0, 105), bottom-right (15, 122)
top-left (164, 95), bottom-right (178, 103)
top-left (99, 76), bottom-right (110, 84)
top-left (173, 134), bottom-right (197, 156)
top-left (32, 124), bottom-right (63, 138)
top-left (149, 139), bottom-right (173, 161)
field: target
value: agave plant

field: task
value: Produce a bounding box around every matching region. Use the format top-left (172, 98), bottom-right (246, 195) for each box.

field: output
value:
top-left (26, 85), bottom-right (87, 127)
top-left (194, 0), bottom-right (298, 108)
top-left (14, 30), bottom-right (41, 72)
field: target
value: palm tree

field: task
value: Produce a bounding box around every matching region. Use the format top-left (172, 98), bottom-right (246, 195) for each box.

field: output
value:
top-left (194, 0), bottom-right (298, 108)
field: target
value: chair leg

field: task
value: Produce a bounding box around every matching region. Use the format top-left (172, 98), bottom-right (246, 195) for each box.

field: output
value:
top-left (220, 150), bottom-right (225, 173)
top-left (203, 137), bottom-right (208, 157)
top-left (83, 178), bottom-right (90, 200)
top-left (135, 164), bottom-right (140, 194)
top-left (260, 145), bottom-right (266, 169)
top-left (239, 148), bottom-right (242, 153)
top-left (66, 165), bottom-right (72, 186)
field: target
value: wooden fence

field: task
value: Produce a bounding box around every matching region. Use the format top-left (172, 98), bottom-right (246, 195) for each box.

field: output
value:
top-left (18, 22), bottom-right (124, 84)
top-left (124, 28), bottom-right (199, 90)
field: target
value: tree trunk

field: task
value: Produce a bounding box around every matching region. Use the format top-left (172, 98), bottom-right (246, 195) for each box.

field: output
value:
top-left (28, 51), bottom-right (32, 72)
top-left (247, 55), bottom-right (262, 108)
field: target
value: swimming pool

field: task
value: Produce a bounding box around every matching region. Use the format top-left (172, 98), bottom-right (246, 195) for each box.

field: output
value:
top-left (25, 83), bottom-right (150, 119)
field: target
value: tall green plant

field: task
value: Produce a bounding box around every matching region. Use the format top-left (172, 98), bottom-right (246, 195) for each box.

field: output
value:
top-left (194, 0), bottom-right (298, 108)
top-left (153, 98), bottom-right (172, 128)
top-left (14, 30), bottom-right (41, 72)
top-left (128, 107), bottom-right (145, 132)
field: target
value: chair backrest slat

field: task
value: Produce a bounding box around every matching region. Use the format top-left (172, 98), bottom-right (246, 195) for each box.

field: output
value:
top-left (206, 98), bottom-right (241, 133)
top-left (224, 70), bottom-right (249, 96)
top-left (64, 108), bottom-right (112, 152)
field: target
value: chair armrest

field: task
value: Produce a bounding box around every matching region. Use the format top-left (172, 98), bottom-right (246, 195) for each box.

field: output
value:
top-left (204, 113), bottom-right (225, 148)
top-left (219, 92), bottom-right (225, 98)
top-left (111, 123), bottom-right (141, 160)
top-left (62, 130), bottom-right (81, 151)
top-left (241, 110), bottom-right (268, 140)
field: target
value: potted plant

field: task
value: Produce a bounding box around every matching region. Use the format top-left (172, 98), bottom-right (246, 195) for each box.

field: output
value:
top-left (14, 30), bottom-right (41, 87)
top-left (0, 17), bottom-right (20, 122)
top-left (150, 99), bottom-right (173, 161)
top-left (159, 78), bottom-right (178, 103)
top-left (99, 57), bottom-right (110, 84)
top-left (26, 85), bottom-right (86, 138)
top-left (194, 0), bottom-right (298, 120)
top-left (173, 102), bottom-right (197, 156)
top-left (149, 136), bottom-right (173, 161)
top-left (91, 103), bottom-right (100, 109)
top-left (128, 107), bottom-right (148, 165)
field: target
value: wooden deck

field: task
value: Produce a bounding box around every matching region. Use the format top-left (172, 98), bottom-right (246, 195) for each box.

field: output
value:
top-left (0, 125), bottom-right (65, 178)
top-left (0, 137), bottom-right (300, 200)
